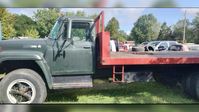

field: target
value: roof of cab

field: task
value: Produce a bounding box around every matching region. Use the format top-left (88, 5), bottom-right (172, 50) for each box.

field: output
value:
top-left (59, 16), bottom-right (94, 22)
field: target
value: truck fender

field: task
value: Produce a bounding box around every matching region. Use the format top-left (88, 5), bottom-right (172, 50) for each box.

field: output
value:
top-left (36, 60), bottom-right (53, 89)
top-left (0, 51), bottom-right (53, 89)
top-left (0, 50), bottom-right (43, 62)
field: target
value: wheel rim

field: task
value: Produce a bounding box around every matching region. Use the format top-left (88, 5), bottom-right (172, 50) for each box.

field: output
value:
top-left (6, 79), bottom-right (36, 104)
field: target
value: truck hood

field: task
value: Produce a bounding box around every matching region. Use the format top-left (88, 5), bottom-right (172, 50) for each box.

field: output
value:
top-left (0, 38), bottom-right (48, 53)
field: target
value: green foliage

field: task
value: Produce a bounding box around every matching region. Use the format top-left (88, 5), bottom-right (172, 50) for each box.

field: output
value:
top-left (0, 8), bottom-right (16, 39)
top-left (191, 13), bottom-right (199, 44)
top-left (158, 22), bottom-right (173, 40)
top-left (24, 27), bottom-right (39, 38)
top-left (65, 10), bottom-right (98, 19)
top-left (46, 81), bottom-right (193, 103)
top-left (33, 8), bottom-right (60, 37)
top-left (105, 17), bottom-right (125, 41)
top-left (117, 30), bottom-right (128, 42)
top-left (105, 17), bottom-right (119, 38)
top-left (14, 14), bottom-right (37, 37)
top-left (172, 19), bottom-right (193, 43)
top-left (130, 14), bottom-right (160, 44)
top-left (71, 29), bottom-right (85, 40)
top-left (65, 10), bottom-right (86, 17)
top-left (88, 13), bottom-right (98, 19)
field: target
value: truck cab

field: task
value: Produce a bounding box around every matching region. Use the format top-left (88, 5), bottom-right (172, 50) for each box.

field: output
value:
top-left (0, 15), bottom-right (100, 104)
top-left (46, 16), bottom-right (95, 76)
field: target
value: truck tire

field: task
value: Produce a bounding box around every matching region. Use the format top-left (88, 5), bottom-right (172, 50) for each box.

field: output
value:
top-left (181, 75), bottom-right (193, 96)
top-left (189, 73), bottom-right (199, 99)
top-left (152, 72), bottom-right (179, 87)
top-left (0, 69), bottom-right (47, 104)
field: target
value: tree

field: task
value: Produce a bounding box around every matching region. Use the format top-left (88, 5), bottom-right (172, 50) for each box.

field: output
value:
top-left (88, 13), bottom-right (98, 19)
top-left (191, 13), bottom-right (199, 43)
top-left (130, 14), bottom-right (161, 44)
top-left (24, 27), bottom-right (39, 38)
top-left (117, 30), bottom-right (127, 42)
top-left (158, 22), bottom-right (173, 40)
top-left (65, 10), bottom-right (86, 17)
top-left (33, 8), bottom-right (60, 37)
top-left (173, 19), bottom-right (193, 43)
top-left (14, 14), bottom-right (37, 37)
top-left (0, 8), bottom-right (16, 39)
top-left (105, 17), bottom-right (123, 41)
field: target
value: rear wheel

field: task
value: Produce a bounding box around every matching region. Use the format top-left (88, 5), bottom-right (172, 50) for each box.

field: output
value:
top-left (181, 74), bottom-right (193, 97)
top-left (188, 72), bottom-right (199, 99)
top-left (0, 69), bottom-right (47, 104)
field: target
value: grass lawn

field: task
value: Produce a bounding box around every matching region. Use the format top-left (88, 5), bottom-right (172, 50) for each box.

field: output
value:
top-left (46, 79), bottom-right (196, 104)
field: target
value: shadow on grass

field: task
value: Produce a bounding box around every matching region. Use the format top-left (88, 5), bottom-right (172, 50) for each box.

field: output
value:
top-left (46, 81), bottom-right (194, 103)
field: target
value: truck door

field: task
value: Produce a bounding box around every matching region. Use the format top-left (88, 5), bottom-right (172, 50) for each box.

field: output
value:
top-left (52, 20), bottom-right (94, 75)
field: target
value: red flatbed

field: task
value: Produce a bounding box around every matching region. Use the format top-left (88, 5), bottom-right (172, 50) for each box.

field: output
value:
top-left (95, 12), bottom-right (199, 66)
top-left (103, 51), bottom-right (199, 65)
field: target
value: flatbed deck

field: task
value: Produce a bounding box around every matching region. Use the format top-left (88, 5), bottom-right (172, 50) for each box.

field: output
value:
top-left (95, 12), bottom-right (199, 66)
top-left (111, 51), bottom-right (199, 58)
top-left (100, 51), bottom-right (199, 65)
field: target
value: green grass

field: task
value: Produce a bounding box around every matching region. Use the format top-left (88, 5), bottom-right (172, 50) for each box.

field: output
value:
top-left (46, 80), bottom-right (196, 104)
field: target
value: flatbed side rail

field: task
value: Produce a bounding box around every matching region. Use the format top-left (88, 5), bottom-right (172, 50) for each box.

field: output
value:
top-left (94, 11), bottom-right (104, 34)
top-left (95, 11), bottom-right (111, 64)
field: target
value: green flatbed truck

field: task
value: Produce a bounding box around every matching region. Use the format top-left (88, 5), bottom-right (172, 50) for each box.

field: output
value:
top-left (1, 12), bottom-right (199, 103)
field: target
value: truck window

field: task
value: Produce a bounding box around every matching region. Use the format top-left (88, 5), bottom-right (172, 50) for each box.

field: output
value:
top-left (71, 22), bottom-right (91, 41)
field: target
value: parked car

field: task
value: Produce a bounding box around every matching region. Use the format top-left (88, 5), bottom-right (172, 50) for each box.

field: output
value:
top-left (131, 42), bottom-right (148, 52)
top-left (145, 41), bottom-right (179, 51)
top-left (184, 43), bottom-right (199, 51)
top-left (168, 44), bottom-right (190, 51)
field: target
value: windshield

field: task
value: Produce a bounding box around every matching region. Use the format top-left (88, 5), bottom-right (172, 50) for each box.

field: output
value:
top-left (169, 41), bottom-right (178, 46)
top-left (49, 20), bottom-right (63, 39)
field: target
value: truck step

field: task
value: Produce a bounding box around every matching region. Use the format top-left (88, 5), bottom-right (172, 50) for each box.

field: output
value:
top-left (52, 75), bottom-right (93, 89)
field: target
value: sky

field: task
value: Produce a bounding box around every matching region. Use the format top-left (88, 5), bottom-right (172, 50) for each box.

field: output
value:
top-left (7, 8), bottom-right (199, 35)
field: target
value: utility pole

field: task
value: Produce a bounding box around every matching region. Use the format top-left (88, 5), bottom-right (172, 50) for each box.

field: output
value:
top-left (183, 10), bottom-right (187, 44)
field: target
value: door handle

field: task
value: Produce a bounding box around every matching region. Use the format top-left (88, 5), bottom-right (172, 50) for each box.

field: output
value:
top-left (83, 46), bottom-right (91, 49)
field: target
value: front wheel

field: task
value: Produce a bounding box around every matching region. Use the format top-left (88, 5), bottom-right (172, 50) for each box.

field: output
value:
top-left (0, 69), bottom-right (47, 104)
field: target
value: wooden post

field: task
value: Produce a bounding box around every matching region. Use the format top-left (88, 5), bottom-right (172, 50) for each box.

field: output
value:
top-left (183, 10), bottom-right (187, 44)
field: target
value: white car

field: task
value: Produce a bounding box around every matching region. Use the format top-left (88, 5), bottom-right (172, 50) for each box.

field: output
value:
top-left (145, 41), bottom-right (179, 51)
